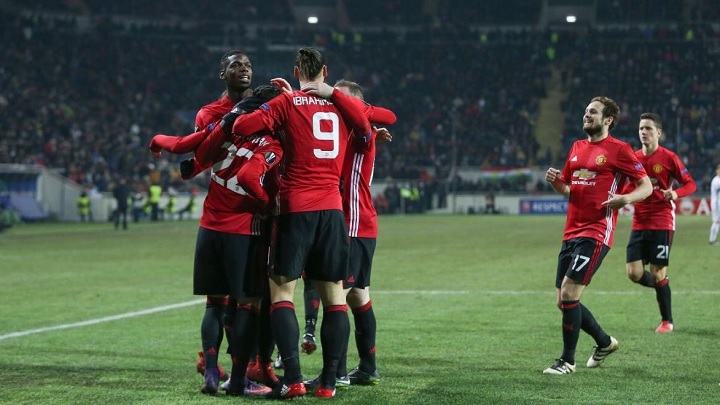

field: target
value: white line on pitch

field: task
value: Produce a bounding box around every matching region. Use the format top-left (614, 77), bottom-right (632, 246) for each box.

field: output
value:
top-left (373, 290), bottom-right (471, 295)
top-left (1, 292), bottom-right (472, 341)
top-left (0, 298), bottom-right (205, 341)
top-left (2, 289), bottom-right (719, 341)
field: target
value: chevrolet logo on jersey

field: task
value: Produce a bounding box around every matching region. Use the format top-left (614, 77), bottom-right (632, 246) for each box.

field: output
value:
top-left (573, 169), bottom-right (597, 179)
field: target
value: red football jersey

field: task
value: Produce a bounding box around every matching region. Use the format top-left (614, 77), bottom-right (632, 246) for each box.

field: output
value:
top-left (232, 89), bottom-right (370, 214)
top-left (628, 146), bottom-right (696, 230)
top-left (560, 135), bottom-right (647, 247)
top-left (343, 128), bottom-right (378, 238)
top-left (341, 100), bottom-right (396, 238)
top-left (195, 95), bottom-right (233, 131)
top-left (195, 125), bottom-right (283, 235)
top-left (191, 96), bottom-right (235, 175)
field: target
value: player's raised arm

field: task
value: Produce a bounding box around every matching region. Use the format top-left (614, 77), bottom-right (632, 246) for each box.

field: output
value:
top-left (367, 105), bottom-right (397, 126)
top-left (303, 82), bottom-right (371, 140)
top-left (149, 129), bottom-right (209, 157)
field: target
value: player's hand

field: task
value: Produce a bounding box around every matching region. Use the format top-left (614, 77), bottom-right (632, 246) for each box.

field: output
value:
top-left (301, 82), bottom-right (334, 99)
top-left (545, 168), bottom-right (562, 183)
top-left (179, 159), bottom-right (196, 180)
top-left (601, 192), bottom-right (630, 210)
top-left (149, 137), bottom-right (163, 158)
top-left (661, 189), bottom-right (677, 201)
top-left (222, 86), bottom-right (282, 133)
top-left (376, 127), bottom-right (392, 142)
top-left (225, 86), bottom-right (281, 123)
top-left (221, 98), bottom-right (254, 133)
top-left (271, 77), bottom-right (293, 93)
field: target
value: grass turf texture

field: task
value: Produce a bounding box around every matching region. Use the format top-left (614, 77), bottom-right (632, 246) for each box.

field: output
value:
top-left (0, 215), bottom-right (718, 404)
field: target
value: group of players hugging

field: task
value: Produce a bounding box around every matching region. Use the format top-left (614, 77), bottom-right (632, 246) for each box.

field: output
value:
top-left (149, 46), bottom-right (395, 399)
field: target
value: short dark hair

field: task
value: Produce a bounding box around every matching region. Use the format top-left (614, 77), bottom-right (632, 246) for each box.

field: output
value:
top-left (334, 79), bottom-right (364, 100)
top-left (591, 96), bottom-right (620, 130)
top-left (295, 47), bottom-right (325, 80)
top-left (220, 50), bottom-right (246, 70)
top-left (640, 112), bottom-right (662, 129)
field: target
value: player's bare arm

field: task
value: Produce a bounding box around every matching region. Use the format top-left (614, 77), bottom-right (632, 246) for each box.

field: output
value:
top-left (545, 167), bottom-right (569, 196)
top-left (602, 176), bottom-right (652, 209)
top-left (301, 81), bottom-right (334, 98)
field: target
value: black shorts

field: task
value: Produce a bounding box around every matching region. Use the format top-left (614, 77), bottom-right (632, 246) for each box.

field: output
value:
top-left (268, 210), bottom-right (349, 282)
top-left (555, 237), bottom-right (610, 288)
top-left (344, 237), bottom-right (376, 289)
top-left (626, 229), bottom-right (674, 267)
top-left (193, 227), bottom-right (262, 299)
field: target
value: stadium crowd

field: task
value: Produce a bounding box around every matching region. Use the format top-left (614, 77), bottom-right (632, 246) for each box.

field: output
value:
top-left (1, 1), bottom-right (719, 199)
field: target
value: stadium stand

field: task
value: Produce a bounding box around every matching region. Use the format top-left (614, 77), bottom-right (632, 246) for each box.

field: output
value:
top-left (1, 0), bottom-right (719, 203)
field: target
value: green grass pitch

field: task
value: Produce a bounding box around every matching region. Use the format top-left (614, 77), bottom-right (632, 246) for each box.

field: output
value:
top-left (0, 214), bottom-right (718, 404)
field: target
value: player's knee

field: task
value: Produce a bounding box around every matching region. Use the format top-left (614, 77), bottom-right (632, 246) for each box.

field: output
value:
top-left (650, 267), bottom-right (667, 282)
top-left (626, 264), bottom-right (643, 282)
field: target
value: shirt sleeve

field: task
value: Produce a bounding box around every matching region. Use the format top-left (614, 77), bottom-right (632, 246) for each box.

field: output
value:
top-left (236, 138), bottom-right (283, 205)
top-left (149, 129), bottom-right (209, 155)
top-left (330, 89), bottom-right (371, 140)
top-left (671, 154), bottom-right (697, 198)
top-left (366, 104), bottom-right (397, 126)
top-left (194, 123), bottom-right (230, 167)
top-left (232, 97), bottom-right (286, 137)
top-left (560, 143), bottom-right (576, 183)
top-left (616, 143), bottom-right (647, 181)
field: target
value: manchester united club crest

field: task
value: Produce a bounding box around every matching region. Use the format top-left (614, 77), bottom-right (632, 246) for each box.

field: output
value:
top-left (653, 164), bottom-right (663, 173)
top-left (595, 155), bottom-right (607, 165)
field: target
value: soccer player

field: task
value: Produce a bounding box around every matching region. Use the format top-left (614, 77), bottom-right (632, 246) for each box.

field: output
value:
top-left (334, 80), bottom-right (395, 386)
top-left (624, 113), bottom-right (696, 333)
top-left (231, 47), bottom-right (371, 399)
top-left (191, 84), bottom-right (283, 396)
top-left (710, 164), bottom-right (720, 245)
top-left (189, 50), bottom-right (252, 395)
top-left (150, 50), bottom-right (261, 395)
top-left (543, 96), bottom-right (652, 375)
top-left (151, 84), bottom-right (282, 396)
top-left (301, 79), bottom-right (396, 391)
top-left (265, 78), bottom-right (392, 364)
